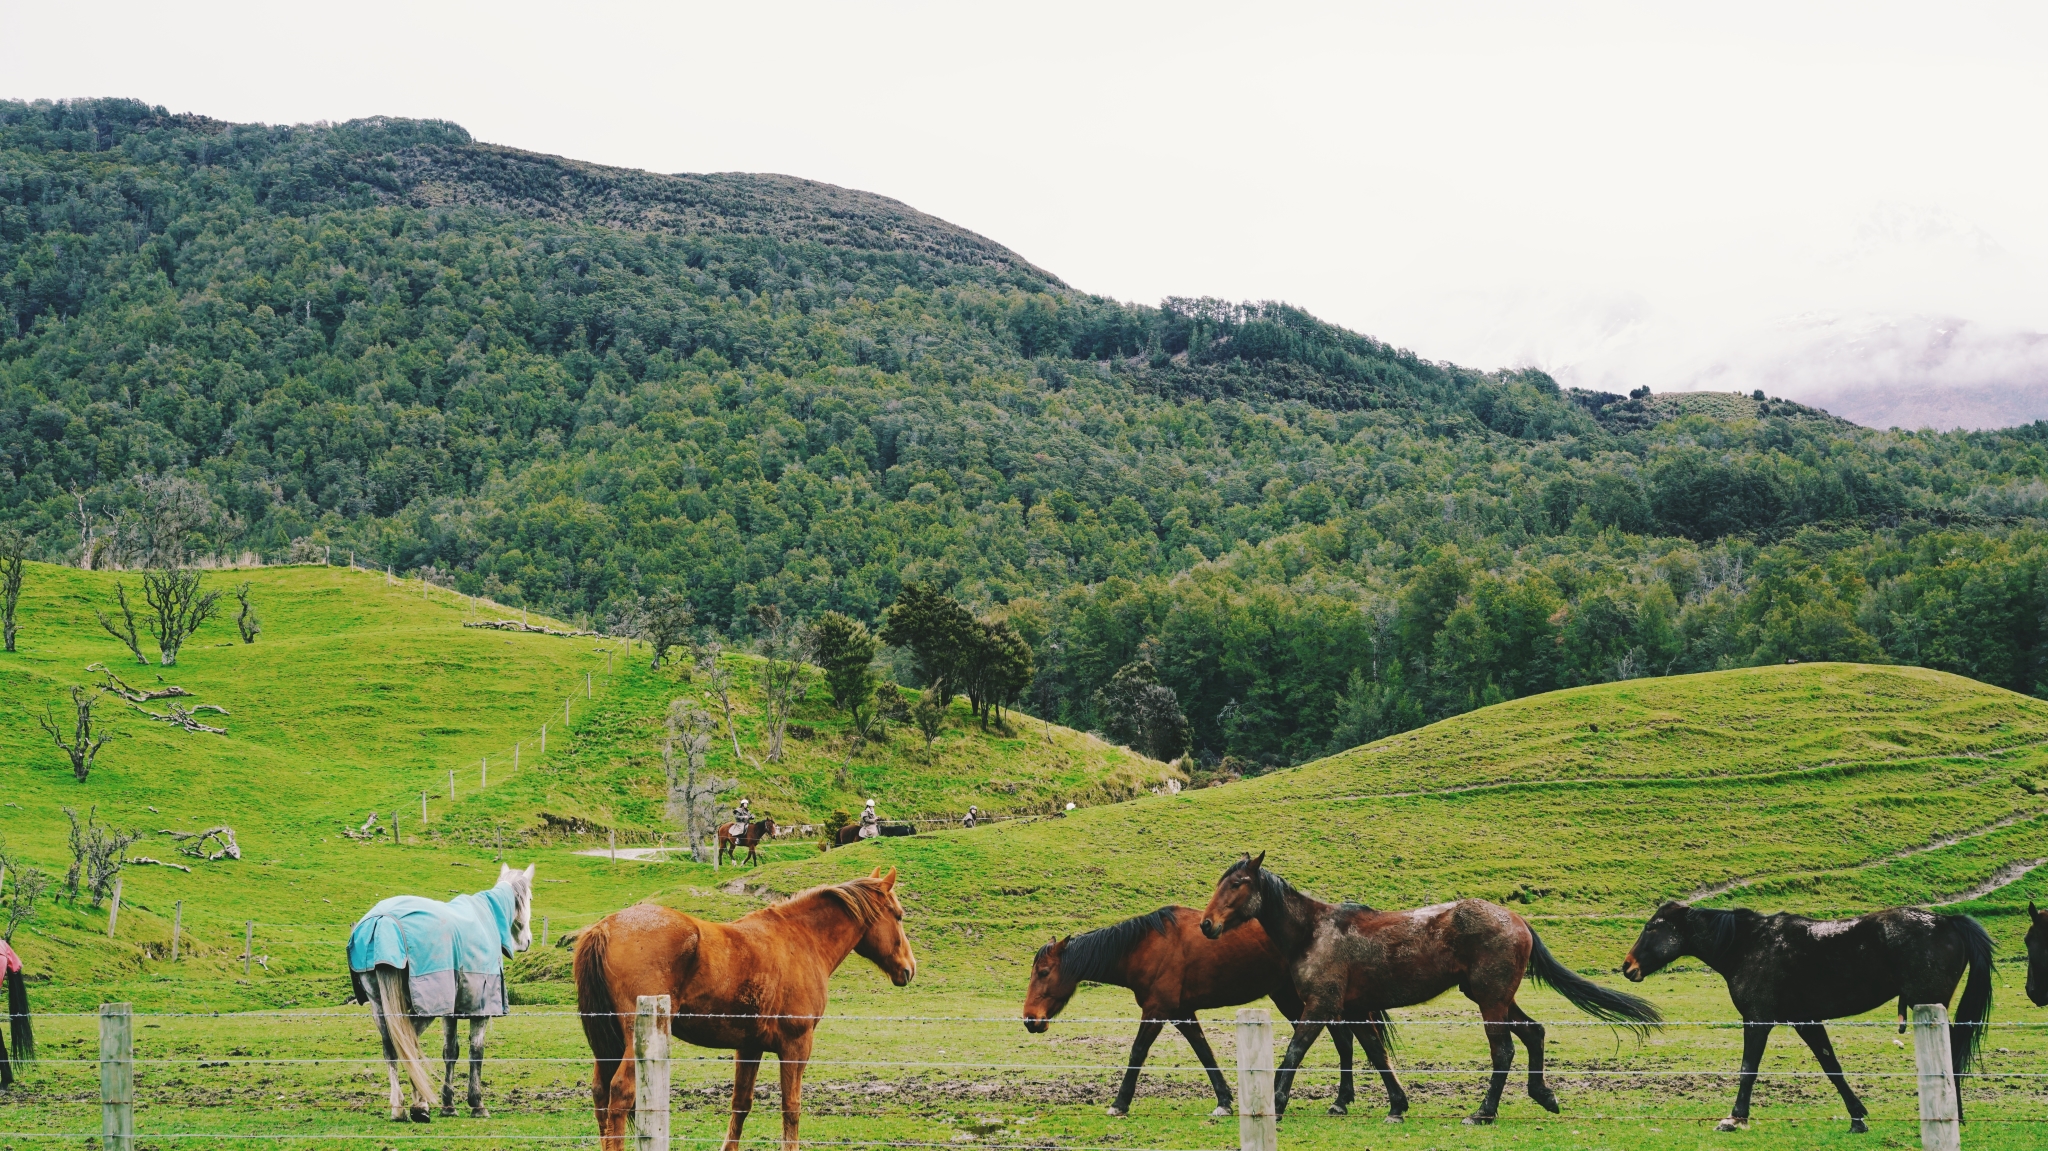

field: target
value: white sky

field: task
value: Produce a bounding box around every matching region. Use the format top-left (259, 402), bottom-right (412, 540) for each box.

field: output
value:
top-left (6, 1), bottom-right (2047, 404)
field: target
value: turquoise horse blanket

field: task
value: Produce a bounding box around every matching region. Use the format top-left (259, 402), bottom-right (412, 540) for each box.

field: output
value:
top-left (348, 882), bottom-right (519, 1017)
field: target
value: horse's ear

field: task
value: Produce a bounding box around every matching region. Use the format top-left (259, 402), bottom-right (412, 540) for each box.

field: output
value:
top-left (525, 863), bottom-right (536, 882)
top-left (2032, 900), bottom-right (2040, 921)
top-left (1250, 850), bottom-right (1266, 871)
top-left (871, 866), bottom-right (884, 879)
top-left (881, 867), bottom-right (897, 891)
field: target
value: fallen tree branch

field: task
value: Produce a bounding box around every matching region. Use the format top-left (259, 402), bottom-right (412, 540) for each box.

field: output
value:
top-left (130, 701), bottom-right (228, 734)
top-left (88, 662), bottom-right (196, 702)
top-left (125, 856), bottom-right (192, 873)
top-left (463, 619), bottom-right (599, 638)
top-left (159, 825), bottom-right (240, 861)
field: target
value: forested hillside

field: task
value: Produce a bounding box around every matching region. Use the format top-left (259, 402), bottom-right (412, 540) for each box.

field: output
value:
top-left (5, 98), bottom-right (2048, 768)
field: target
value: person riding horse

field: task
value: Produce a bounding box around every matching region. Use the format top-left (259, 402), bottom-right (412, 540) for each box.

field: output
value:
top-left (963, 806), bottom-right (979, 829)
top-left (730, 798), bottom-right (753, 839)
top-left (858, 799), bottom-right (880, 839)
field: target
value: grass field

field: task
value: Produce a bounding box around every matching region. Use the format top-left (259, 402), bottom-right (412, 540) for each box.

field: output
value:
top-left (3, 564), bottom-right (2046, 1148)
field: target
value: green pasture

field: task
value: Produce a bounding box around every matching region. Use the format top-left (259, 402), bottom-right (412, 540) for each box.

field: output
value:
top-left (3, 566), bottom-right (2048, 1148)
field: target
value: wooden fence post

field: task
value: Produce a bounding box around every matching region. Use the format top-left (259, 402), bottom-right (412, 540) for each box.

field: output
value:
top-left (541, 724), bottom-right (547, 755)
top-left (107, 876), bottom-right (122, 939)
top-left (609, 828), bottom-right (616, 863)
top-left (1235, 1007), bottom-right (1277, 1151)
top-left (1912, 1003), bottom-right (1960, 1151)
top-left (586, 671), bottom-right (593, 699)
top-left (632, 993), bottom-right (672, 1151)
top-left (422, 792), bottom-right (428, 825)
top-left (243, 921), bottom-right (254, 979)
top-left (99, 1002), bottom-right (134, 1151)
top-left (170, 900), bottom-right (182, 963)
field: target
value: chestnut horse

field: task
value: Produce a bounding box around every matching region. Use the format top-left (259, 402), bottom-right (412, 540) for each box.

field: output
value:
top-left (574, 869), bottom-right (915, 1151)
top-left (1201, 853), bottom-right (1660, 1124)
top-left (1023, 905), bottom-right (1397, 1117)
top-left (717, 817), bottom-right (777, 866)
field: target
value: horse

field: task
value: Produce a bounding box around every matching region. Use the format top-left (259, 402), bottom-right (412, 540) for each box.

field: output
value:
top-left (347, 864), bottom-right (535, 1122)
top-left (717, 817), bottom-right (777, 866)
top-left (832, 821), bottom-right (911, 847)
top-left (2028, 901), bottom-right (2048, 1008)
top-left (1201, 852), bottom-right (1660, 1124)
top-left (1624, 900), bottom-right (1994, 1133)
top-left (1, 937), bottom-right (33, 1089)
top-left (574, 867), bottom-right (915, 1151)
top-left (1022, 905), bottom-right (1398, 1118)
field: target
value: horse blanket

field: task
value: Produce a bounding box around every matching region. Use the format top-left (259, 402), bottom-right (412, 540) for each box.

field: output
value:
top-left (347, 881), bottom-right (519, 1018)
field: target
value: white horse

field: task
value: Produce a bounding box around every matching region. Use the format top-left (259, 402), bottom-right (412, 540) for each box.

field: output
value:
top-left (349, 863), bottom-right (534, 1122)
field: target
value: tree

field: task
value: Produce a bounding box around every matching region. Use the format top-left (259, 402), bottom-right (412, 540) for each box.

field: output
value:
top-left (233, 581), bottom-right (261, 644)
top-left (662, 696), bottom-right (730, 863)
top-left (39, 686), bottom-right (115, 782)
top-left (0, 532), bottom-right (23, 653)
top-left (1, 858), bottom-right (49, 943)
top-left (643, 590), bottom-right (695, 671)
top-left (879, 583), bottom-right (976, 702)
top-left (911, 679), bottom-right (950, 749)
top-left (96, 580), bottom-right (146, 664)
top-left (957, 617), bottom-right (1036, 730)
top-left (62, 806), bottom-right (140, 907)
top-left (1093, 659), bottom-right (1192, 762)
top-left (811, 611), bottom-right (880, 724)
top-left (696, 643), bottom-right (749, 765)
top-left (749, 604), bottom-right (813, 763)
top-left (139, 569), bottom-right (221, 666)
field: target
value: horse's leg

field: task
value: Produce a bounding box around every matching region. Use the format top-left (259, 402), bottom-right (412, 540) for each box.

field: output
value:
top-left (1462, 1003), bottom-right (1515, 1125)
top-left (603, 1044), bottom-right (637, 1151)
top-left (1329, 1020), bottom-right (1356, 1115)
top-left (1108, 1019), bottom-right (1166, 1117)
top-left (1173, 1020), bottom-right (1234, 1117)
top-left (1508, 1002), bottom-right (1558, 1113)
top-left (1719, 1023), bottom-right (1773, 1132)
top-left (723, 1045), bottom-right (764, 1151)
top-left (1273, 1010), bottom-right (1329, 1120)
top-left (387, 1063), bottom-right (405, 1121)
top-left (1350, 1016), bottom-right (1408, 1121)
top-left (439, 1015), bottom-right (461, 1116)
top-left (1792, 1023), bottom-right (1868, 1133)
top-left (466, 1016), bottom-right (491, 1118)
top-left (778, 1032), bottom-right (814, 1151)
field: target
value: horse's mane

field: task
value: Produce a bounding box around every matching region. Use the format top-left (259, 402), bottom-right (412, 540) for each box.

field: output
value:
top-left (1685, 906), bottom-right (1757, 961)
top-left (1038, 907), bottom-right (1178, 983)
top-left (819, 877), bottom-right (896, 925)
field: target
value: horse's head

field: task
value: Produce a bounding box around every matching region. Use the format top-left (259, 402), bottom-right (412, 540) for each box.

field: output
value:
top-left (1623, 901), bottom-right (1689, 982)
top-left (1200, 851), bottom-right (1266, 940)
top-left (1021, 936), bottom-right (1077, 1033)
top-left (499, 863), bottom-right (536, 953)
top-left (2026, 901), bottom-right (2048, 1008)
top-left (849, 867), bottom-right (916, 987)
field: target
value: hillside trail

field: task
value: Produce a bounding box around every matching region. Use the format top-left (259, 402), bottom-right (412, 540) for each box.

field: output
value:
top-left (1682, 805), bottom-right (2048, 904)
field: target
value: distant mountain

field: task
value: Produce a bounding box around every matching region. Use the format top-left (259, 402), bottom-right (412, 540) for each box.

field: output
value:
top-left (1798, 382), bottom-right (2048, 432)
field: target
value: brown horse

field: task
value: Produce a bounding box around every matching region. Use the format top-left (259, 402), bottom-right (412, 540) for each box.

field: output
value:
top-left (1201, 853), bottom-right (1660, 1124)
top-left (717, 817), bottom-right (777, 866)
top-left (574, 869), bottom-right (916, 1151)
top-left (1023, 906), bottom-right (1397, 1117)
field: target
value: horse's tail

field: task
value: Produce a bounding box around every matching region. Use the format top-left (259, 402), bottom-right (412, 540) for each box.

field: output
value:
top-left (1526, 929), bottom-right (1662, 1038)
top-left (374, 966), bottom-right (435, 1107)
top-left (7, 967), bottom-right (33, 1065)
top-left (574, 920), bottom-right (626, 1071)
top-left (1949, 914), bottom-right (1994, 1077)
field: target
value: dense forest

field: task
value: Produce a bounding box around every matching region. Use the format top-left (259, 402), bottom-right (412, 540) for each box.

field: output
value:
top-left (5, 98), bottom-right (2047, 768)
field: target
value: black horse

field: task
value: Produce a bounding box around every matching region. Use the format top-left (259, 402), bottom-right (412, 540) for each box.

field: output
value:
top-left (2027, 901), bottom-right (2047, 1008)
top-left (1624, 901), bottom-right (1993, 1133)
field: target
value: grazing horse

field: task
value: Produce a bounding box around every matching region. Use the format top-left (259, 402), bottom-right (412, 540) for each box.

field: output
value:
top-left (348, 864), bottom-right (535, 1122)
top-left (2028, 901), bottom-right (2048, 1008)
top-left (717, 817), bottom-right (777, 866)
top-left (1201, 853), bottom-right (1660, 1124)
top-left (1022, 906), bottom-right (1396, 1117)
top-left (575, 868), bottom-right (915, 1151)
top-left (1, 937), bottom-right (34, 1089)
top-left (1624, 900), bottom-right (1994, 1133)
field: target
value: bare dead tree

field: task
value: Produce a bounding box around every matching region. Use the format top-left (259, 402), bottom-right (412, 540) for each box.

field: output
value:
top-left (158, 825), bottom-right (240, 861)
top-left (2, 861), bottom-right (49, 942)
top-left (88, 662), bottom-right (195, 703)
top-left (1, 531), bottom-right (24, 653)
top-left (130, 700), bottom-right (229, 735)
top-left (234, 581), bottom-right (261, 643)
top-left (62, 806), bottom-right (141, 907)
top-left (695, 643), bottom-right (750, 766)
top-left (132, 474), bottom-right (216, 569)
top-left (662, 696), bottom-right (729, 862)
top-left (38, 685), bottom-right (115, 782)
top-left (139, 568), bottom-right (220, 666)
top-left (96, 580), bottom-right (147, 663)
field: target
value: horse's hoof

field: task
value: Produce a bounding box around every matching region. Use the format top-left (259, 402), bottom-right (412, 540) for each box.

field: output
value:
top-left (470, 1107), bottom-right (489, 1119)
top-left (1530, 1088), bottom-right (1561, 1114)
top-left (1105, 1107), bottom-right (1126, 1118)
top-left (1463, 1114), bottom-right (1496, 1126)
top-left (440, 1106), bottom-right (456, 1118)
top-left (1211, 1106), bottom-right (1231, 1118)
top-left (1716, 1118), bottom-right (1748, 1132)
top-left (1328, 1101), bottom-right (1348, 1116)
top-left (409, 1107), bottom-right (432, 1124)
top-left (1849, 1118), bottom-right (1869, 1134)
top-left (1385, 1113), bottom-right (1406, 1124)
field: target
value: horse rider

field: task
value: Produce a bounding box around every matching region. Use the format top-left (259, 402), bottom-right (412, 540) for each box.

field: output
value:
top-left (857, 798), bottom-right (881, 839)
top-left (731, 797), bottom-right (754, 838)
top-left (963, 805), bottom-right (980, 829)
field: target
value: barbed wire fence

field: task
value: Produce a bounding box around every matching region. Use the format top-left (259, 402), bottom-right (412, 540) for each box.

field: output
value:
top-left (4, 1003), bottom-right (2033, 1149)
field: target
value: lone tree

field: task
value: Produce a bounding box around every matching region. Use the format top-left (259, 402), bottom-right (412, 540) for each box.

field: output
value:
top-left (39, 685), bottom-right (115, 782)
top-left (662, 696), bottom-right (731, 862)
top-left (911, 678), bottom-right (950, 749)
top-left (811, 611), bottom-right (880, 733)
top-left (748, 604), bottom-right (813, 763)
top-left (644, 590), bottom-right (695, 670)
top-left (139, 569), bottom-right (221, 665)
top-left (233, 581), bottom-right (261, 643)
top-left (0, 531), bottom-right (24, 653)
top-left (879, 583), bottom-right (975, 704)
top-left (957, 617), bottom-right (1036, 730)
top-left (95, 580), bottom-right (147, 664)
top-left (63, 806), bottom-right (140, 907)
top-left (1093, 659), bottom-right (1192, 763)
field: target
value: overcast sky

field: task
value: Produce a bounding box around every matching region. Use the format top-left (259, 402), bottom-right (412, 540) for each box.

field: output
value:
top-left (6, 1), bottom-right (2046, 418)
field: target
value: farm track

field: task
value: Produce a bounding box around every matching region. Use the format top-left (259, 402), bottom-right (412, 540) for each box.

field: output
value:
top-left (1683, 805), bottom-right (2048, 903)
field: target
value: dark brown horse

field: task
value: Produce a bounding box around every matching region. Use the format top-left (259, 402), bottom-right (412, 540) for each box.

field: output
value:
top-left (1201, 853), bottom-right (1660, 1124)
top-left (2029, 901), bottom-right (2048, 1008)
top-left (1022, 906), bottom-right (1397, 1117)
top-left (574, 869), bottom-right (915, 1151)
top-left (1624, 901), bottom-right (1993, 1133)
top-left (717, 817), bottom-right (777, 866)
